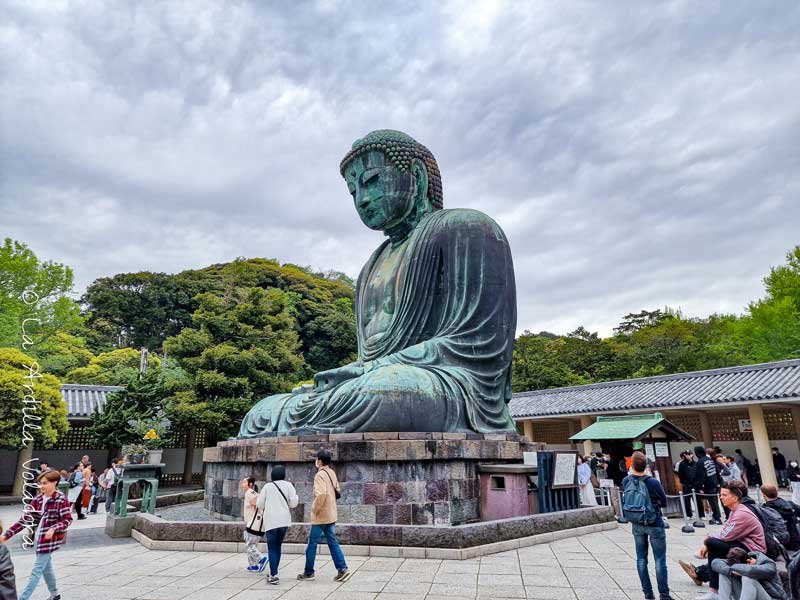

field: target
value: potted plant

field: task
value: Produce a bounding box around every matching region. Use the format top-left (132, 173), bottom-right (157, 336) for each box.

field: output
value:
top-left (129, 412), bottom-right (171, 465)
top-left (122, 443), bottom-right (148, 464)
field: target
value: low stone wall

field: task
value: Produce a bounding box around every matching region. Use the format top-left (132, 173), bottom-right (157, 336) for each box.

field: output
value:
top-left (133, 505), bottom-right (614, 550)
top-left (127, 488), bottom-right (204, 512)
top-left (133, 506), bottom-right (614, 548)
top-left (203, 432), bottom-right (538, 526)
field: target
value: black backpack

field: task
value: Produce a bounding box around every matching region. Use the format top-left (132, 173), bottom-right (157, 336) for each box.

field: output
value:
top-left (745, 502), bottom-right (790, 560)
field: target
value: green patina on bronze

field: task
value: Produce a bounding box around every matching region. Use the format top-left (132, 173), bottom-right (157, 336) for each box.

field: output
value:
top-left (239, 129), bottom-right (517, 435)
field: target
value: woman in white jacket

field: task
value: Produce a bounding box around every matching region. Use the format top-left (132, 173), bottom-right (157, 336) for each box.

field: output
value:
top-left (256, 464), bottom-right (299, 585)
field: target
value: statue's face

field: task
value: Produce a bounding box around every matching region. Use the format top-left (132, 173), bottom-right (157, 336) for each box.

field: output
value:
top-left (343, 150), bottom-right (415, 231)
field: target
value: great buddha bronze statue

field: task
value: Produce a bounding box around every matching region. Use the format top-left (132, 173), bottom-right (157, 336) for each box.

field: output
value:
top-left (238, 130), bottom-right (517, 435)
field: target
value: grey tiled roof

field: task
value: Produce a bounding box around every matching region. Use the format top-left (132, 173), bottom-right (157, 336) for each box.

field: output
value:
top-left (510, 359), bottom-right (800, 419)
top-left (61, 384), bottom-right (124, 419)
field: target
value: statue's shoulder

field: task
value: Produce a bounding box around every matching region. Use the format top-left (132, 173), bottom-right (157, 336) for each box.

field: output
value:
top-left (427, 208), bottom-right (508, 240)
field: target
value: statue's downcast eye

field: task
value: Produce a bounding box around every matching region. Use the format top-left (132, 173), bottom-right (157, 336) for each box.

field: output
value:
top-left (362, 170), bottom-right (380, 186)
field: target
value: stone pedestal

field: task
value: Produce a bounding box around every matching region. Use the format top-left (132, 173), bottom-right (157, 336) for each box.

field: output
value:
top-left (203, 432), bottom-right (536, 526)
top-left (105, 513), bottom-right (136, 538)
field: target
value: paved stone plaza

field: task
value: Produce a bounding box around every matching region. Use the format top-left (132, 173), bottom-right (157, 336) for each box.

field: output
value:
top-left (7, 520), bottom-right (723, 600)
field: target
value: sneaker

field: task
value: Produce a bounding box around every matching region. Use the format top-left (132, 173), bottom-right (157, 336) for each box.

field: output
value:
top-left (267, 575), bottom-right (279, 585)
top-left (257, 556), bottom-right (268, 573)
top-left (49, 596), bottom-right (61, 600)
top-left (334, 570), bottom-right (352, 583)
top-left (297, 573), bottom-right (315, 581)
top-left (694, 592), bottom-right (719, 600)
top-left (679, 560), bottom-right (702, 586)
top-left (246, 565), bottom-right (260, 572)
top-left (709, 519), bottom-right (722, 525)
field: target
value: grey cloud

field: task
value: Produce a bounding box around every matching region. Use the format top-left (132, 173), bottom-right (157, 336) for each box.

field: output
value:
top-left (2, 1), bottom-right (799, 336)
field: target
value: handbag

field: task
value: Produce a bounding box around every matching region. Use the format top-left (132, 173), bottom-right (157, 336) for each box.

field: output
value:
top-left (323, 469), bottom-right (341, 500)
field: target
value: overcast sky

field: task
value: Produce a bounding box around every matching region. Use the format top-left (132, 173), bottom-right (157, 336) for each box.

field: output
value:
top-left (2, 1), bottom-right (799, 336)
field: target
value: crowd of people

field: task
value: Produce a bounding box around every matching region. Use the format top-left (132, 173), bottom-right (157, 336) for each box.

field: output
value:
top-left (32, 455), bottom-right (124, 520)
top-left (0, 448), bottom-right (354, 599)
top-left (615, 446), bottom-right (800, 600)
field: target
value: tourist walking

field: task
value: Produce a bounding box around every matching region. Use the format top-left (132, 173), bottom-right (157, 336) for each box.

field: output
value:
top-left (734, 450), bottom-right (751, 487)
top-left (622, 451), bottom-right (674, 600)
top-left (0, 470), bottom-right (73, 600)
top-left (297, 450), bottom-right (351, 583)
top-left (88, 467), bottom-right (100, 514)
top-left (104, 460), bottom-right (123, 514)
top-left (577, 456), bottom-right (597, 506)
top-left (788, 459), bottom-right (800, 504)
top-left (257, 464), bottom-right (299, 584)
top-left (712, 547), bottom-right (787, 600)
top-left (678, 451), bottom-right (697, 518)
top-left (683, 480), bottom-right (767, 600)
top-left (695, 446), bottom-right (723, 525)
top-left (241, 477), bottom-right (264, 572)
top-left (66, 463), bottom-right (85, 520)
top-left (772, 449), bottom-right (788, 488)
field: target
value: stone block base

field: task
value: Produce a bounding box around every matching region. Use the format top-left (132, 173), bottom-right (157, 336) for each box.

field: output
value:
top-left (105, 513), bottom-right (136, 538)
top-left (203, 432), bottom-right (537, 526)
top-left (132, 506), bottom-right (616, 558)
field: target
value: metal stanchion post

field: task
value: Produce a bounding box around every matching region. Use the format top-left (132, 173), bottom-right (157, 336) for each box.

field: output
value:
top-left (615, 486), bottom-right (628, 523)
top-left (692, 489), bottom-right (705, 528)
top-left (679, 492), bottom-right (695, 533)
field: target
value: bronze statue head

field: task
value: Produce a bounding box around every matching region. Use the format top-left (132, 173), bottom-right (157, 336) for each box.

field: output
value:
top-left (340, 130), bottom-right (442, 234)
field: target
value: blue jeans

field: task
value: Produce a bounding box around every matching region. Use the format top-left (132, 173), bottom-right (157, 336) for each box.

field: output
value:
top-left (304, 523), bottom-right (347, 575)
top-left (20, 552), bottom-right (57, 600)
top-left (632, 524), bottom-right (669, 598)
top-left (266, 527), bottom-right (288, 577)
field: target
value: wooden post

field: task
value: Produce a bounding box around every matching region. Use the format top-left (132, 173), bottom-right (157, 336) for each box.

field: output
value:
top-left (749, 404), bottom-right (777, 487)
top-left (567, 420), bottom-right (578, 449)
top-left (580, 415), bottom-right (594, 456)
top-left (182, 428), bottom-right (196, 485)
top-left (698, 411), bottom-right (713, 449)
top-left (791, 405), bottom-right (800, 457)
top-left (523, 420), bottom-right (535, 442)
top-left (11, 445), bottom-right (34, 497)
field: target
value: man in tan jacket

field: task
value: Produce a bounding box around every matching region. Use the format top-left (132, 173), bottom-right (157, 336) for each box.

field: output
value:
top-left (297, 450), bottom-right (351, 583)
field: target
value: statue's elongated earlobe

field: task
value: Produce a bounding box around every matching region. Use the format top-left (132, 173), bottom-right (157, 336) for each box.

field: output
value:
top-left (412, 159), bottom-right (431, 215)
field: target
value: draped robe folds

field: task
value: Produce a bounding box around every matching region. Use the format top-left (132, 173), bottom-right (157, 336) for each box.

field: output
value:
top-left (237, 208), bottom-right (517, 436)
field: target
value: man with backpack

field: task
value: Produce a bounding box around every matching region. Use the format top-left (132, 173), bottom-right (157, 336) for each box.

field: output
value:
top-left (742, 485), bottom-right (793, 554)
top-left (622, 451), bottom-right (675, 600)
top-left (760, 484), bottom-right (800, 551)
top-left (685, 480), bottom-right (767, 600)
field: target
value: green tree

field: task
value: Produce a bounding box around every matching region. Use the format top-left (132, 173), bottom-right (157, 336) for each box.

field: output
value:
top-left (33, 332), bottom-right (94, 378)
top-left (86, 370), bottom-right (169, 450)
top-left (65, 348), bottom-right (161, 385)
top-left (164, 286), bottom-right (304, 439)
top-left (0, 238), bottom-right (83, 349)
top-left (0, 347), bottom-right (69, 494)
top-left (512, 332), bottom-right (592, 392)
top-left (302, 297), bottom-right (357, 372)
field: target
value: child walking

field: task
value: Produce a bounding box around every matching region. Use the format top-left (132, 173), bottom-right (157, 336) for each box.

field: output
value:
top-left (242, 477), bottom-right (266, 572)
top-left (0, 470), bottom-right (73, 600)
top-left (256, 464), bottom-right (299, 585)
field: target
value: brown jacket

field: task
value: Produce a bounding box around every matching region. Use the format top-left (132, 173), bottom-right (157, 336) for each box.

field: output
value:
top-left (311, 466), bottom-right (339, 525)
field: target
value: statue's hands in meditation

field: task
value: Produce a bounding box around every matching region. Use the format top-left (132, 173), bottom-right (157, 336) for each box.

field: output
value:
top-left (313, 362), bottom-right (365, 393)
top-left (237, 130), bottom-right (517, 435)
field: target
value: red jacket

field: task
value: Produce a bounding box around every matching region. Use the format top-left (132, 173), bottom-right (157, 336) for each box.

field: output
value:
top-left (1, 491), bottom-right (72, 554)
